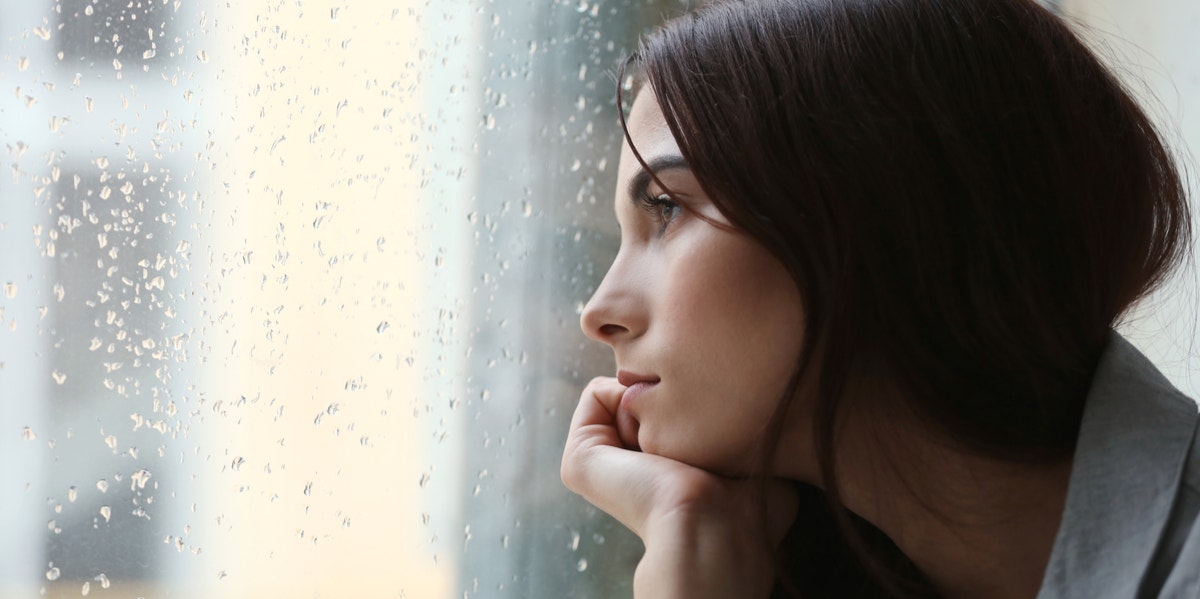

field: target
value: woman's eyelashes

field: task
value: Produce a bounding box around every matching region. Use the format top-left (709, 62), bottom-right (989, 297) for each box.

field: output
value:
top-left (637, 192), bottom-right (684, 234)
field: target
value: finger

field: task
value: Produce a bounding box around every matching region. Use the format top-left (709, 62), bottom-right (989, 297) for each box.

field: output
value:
top-left (562, 376), bottom-right (672, 535)
top-left (567, 376), bottom-right (625, 433)
top-left (562, 438), bottom-right (684, 537)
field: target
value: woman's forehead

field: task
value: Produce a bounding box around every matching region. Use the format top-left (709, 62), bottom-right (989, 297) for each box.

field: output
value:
top-left (619, 92), bottom-right (683, 177)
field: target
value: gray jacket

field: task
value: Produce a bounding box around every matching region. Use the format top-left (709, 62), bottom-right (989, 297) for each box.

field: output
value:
top-left (1038, 332), bottom-right (1200, 598)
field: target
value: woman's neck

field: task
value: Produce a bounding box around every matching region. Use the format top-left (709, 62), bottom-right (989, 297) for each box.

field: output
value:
top-left (775, 408), bottom-right (1073, 598)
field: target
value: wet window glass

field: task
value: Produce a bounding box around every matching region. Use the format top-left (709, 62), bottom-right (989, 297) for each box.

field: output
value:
top-left (1, 0), bottom-right (1196, 597)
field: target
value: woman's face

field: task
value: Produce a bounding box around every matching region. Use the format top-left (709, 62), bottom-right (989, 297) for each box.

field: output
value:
top-left (580, 90), bottom-right (806, 475)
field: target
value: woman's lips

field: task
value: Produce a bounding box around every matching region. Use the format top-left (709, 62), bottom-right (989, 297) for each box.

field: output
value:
top-left (616, 381), bottom-right (655, 450)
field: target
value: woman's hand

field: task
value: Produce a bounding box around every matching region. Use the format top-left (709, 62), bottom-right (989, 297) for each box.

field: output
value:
top-left (561, 376), bottom-right (799, 599)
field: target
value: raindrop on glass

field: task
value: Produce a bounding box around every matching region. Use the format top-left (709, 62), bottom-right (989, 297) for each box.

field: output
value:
top-left (131, 469), bottom-right (152, 489)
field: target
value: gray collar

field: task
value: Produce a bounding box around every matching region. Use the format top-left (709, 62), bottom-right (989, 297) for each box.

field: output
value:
top-left (1037, 332), bottom-right (1199, 598)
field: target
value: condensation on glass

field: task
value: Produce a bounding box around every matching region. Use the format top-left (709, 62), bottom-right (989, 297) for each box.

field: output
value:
top-left (0, 0), bottom-right (681, 597)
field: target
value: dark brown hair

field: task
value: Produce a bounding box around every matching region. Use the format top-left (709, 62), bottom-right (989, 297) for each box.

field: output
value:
top-left (618, 0), bottom-right (1190, 595)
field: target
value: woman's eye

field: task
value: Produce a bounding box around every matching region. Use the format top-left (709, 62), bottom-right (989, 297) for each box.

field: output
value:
top-left (639, 193), bottom-right (683, 232)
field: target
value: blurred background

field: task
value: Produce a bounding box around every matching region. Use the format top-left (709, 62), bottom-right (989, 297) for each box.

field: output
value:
top-left (1, 0), bottom-right (1197, 597)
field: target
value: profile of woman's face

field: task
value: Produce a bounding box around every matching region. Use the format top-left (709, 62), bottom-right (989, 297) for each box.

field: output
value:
top-left (580, 90), bottom-right (806, 475)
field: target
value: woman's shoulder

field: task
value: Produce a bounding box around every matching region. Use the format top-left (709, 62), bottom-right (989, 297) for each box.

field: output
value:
top-left (1037, 331), bottom-right (1200, 598)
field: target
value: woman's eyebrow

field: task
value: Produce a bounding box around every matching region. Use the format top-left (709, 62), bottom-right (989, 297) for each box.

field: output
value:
top-left (627, 154), bottom-right (690, 203)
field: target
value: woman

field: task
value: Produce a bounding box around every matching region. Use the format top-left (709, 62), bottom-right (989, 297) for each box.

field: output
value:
top-left (560, 0), bottom-right (1199, 597)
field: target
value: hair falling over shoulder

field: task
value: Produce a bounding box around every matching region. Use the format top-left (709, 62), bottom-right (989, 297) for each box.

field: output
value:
top-left (619, 0), bottom-right (1191, 595)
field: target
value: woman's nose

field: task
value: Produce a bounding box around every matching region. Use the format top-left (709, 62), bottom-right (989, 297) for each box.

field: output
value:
top-left (580, 272), bottom-right (645, 346)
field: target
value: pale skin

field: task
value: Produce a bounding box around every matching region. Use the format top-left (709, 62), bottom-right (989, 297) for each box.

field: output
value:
top-left (560, 89), bottom-right (1075, 598)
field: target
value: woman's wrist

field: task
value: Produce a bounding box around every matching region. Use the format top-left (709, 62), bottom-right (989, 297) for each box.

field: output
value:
top-left (635, 509), bottom-right (777, 599)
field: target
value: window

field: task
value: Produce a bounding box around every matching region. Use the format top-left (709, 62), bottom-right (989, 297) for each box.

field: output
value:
top-left (2, 0), bottom-right (1196, 597)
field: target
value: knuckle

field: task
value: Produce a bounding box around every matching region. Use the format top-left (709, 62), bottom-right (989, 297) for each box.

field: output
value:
top-left (583, 376), bottom-right (610, 393)
top-left (559, 437), bottom-right (596, 494)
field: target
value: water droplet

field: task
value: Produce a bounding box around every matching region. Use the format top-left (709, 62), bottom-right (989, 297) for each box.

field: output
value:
top-left (84, 97), bottom-right (94, 112)
top-left (82, 581), bottom-right (90, 596)
top-left (95, 573), bottom-right (110, 589)
top-left (570, 530), bottom-right (581, 551)
top-left (130, 469), bottom-right (152, 489)
top-left (99, 506), bottom-right (111, 522)
top-left (112, 58), bottom-right (122, 71)
top-left (577, 558), bottom-right (588, 572)
top-left (142, 49), bottom-right (155, 60)
top-left (104, 435), bottom-right (117, 450)
top-left (45, 565), bottom-right (60, 581)
top-left (231, 457), bottom-right (244, 471)
top-left (330, 7), bottom-right (340, 20)
top-left (84, 4), bottom-right (93, 15)
top-left (575, 1), bottom-right (589, 12)
top-left (51, 370), bottom-right (66, 385)
top-left (96, 479), bottom-right (109, 493)
top-left (68, 487), bottom-right (78, 502)
top-left (21, 426), bottom-right (35, 441)
top-left (4, 282), bottom-right (17, 298)
top-left (17, 56), bottom-right (29, 71)
top-left (196, 50), bottom-right (209, 63)
top-left (303, 482), bottom-right (312, 496)
top-left (32, 26), bottom-right (51, 41)
top-left (376, 321), bottom-right (390, 334)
